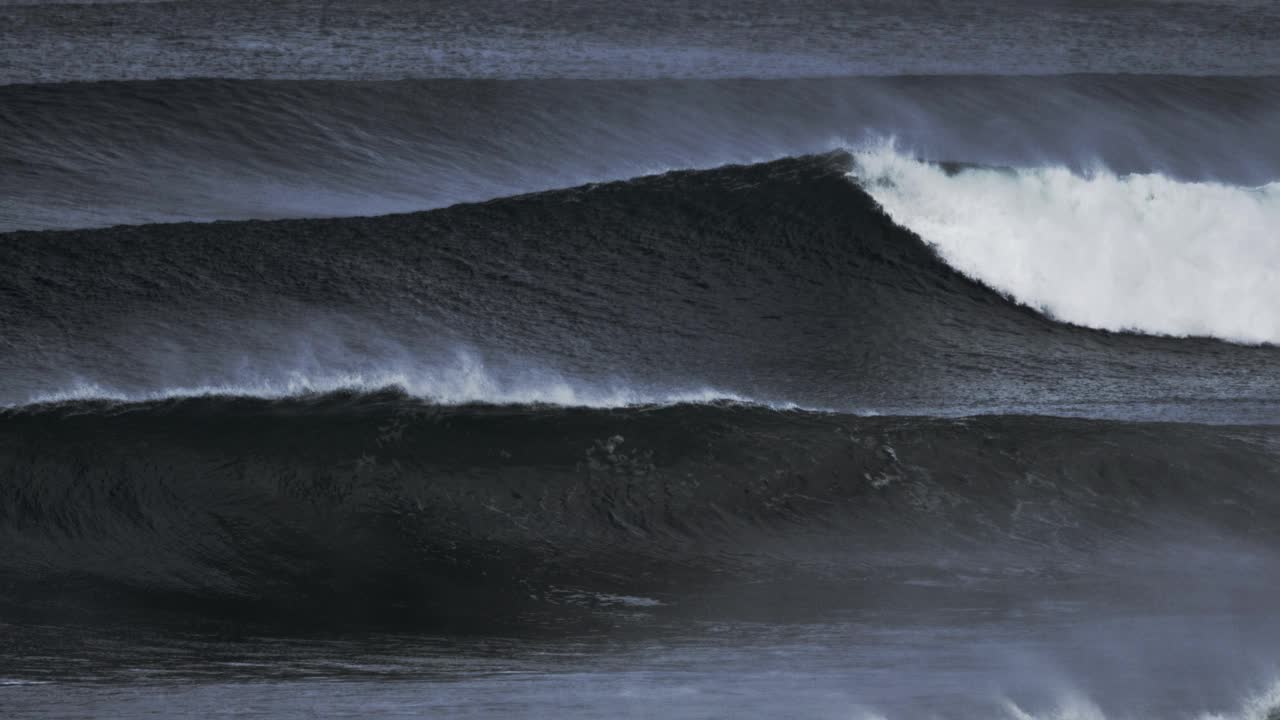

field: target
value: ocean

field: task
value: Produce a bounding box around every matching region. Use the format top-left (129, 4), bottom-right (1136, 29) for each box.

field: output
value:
top-left (2, 1), bottom-right (1279, 718)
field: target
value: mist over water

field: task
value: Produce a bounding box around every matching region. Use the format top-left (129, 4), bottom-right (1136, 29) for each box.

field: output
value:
top-left (4, 394), bottom-right (1280, 718)
top-left (5, 153), bottom-right (1280, 424)
top-left (4, 612), bottom-right (1280, 719)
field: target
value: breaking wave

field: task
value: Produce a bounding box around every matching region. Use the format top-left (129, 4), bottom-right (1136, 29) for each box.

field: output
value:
top-left (851, 143), bottom-right (1280, 345)
top-left (5, 75), bottom-right (1280, 232)
top-left (4, 153), bottom-right (1280, 422)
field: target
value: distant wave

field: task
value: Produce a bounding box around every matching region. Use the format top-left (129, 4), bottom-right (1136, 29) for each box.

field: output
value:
top-left (4, 75), bottom-right (1280, 232)
top-left (851, 143), bottom-right (1280, 344)
top-left (4, 0), bottom-right (1280, 84)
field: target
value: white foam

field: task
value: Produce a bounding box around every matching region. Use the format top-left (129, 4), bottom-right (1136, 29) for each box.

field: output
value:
top-left (15, 352), bottom-right (762, 410)
top-left (1198, 678), bottom-right (1280, 720)
top-left (1002, 695), bottom-right (1107, 720)
top-left (996, 678), bottom-right (1280, 720)
top-left (554, 590), bottom-right (666, 608)
top-left (849, 142), bottom-right (1280, 345)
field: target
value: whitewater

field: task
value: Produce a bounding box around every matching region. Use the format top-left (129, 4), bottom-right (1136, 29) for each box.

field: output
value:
top-left (851, 143), bottom-right (1280, 345)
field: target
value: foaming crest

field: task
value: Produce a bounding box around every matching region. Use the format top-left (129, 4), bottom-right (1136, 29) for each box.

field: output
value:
top-left (850, 142), bottom-right (1280, 345)
top-left (16, 352), bottom-right (755, 409)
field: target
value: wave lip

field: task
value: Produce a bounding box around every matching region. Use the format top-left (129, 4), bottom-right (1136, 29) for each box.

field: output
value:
top-left (851, 142), bottom-right (1280, 345)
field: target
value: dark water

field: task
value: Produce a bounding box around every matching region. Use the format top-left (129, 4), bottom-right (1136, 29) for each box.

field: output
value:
top-left (5, 76), bottom-right (1280, 232)
top-left (5, 0), bottom-right (1280, 85)
top-left (2, 2), bottom-right (1280, 718)
top-left (5, 397), bottom-right (1279, 622)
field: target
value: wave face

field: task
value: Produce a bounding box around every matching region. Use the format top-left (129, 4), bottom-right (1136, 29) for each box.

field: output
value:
top-left (4, 154), bottom-right (1280, 421)
top-left (4, 75), bottom-right (1280, 232)
top-left (852, 145), bottom-right (1280, 344)
top-left (2, 394), bottom-right (1278, 626)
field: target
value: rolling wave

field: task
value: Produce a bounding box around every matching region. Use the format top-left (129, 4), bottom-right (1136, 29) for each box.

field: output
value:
top-left (2, 393), bottom-right (1278, 626)
top-left (852, 143), bottom-right (1280, 344)
top-left (3, 153), bottom-right (1279, 421)
top-left (1009, 681), bottom-right (1280, 720)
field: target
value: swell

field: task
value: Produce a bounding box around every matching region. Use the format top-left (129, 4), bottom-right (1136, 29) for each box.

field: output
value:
top-left (5, 0), bottom-right (1280, 84)
top-left (4, 75), bottom-right (1280, 232)
top-left (2, 393), bottom-right (1278, 626)
top-left (3, 153), bottom-right (1279, 421)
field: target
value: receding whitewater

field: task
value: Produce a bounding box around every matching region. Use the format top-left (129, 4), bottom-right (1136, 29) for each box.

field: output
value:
top-left (4, 3), bottom-right (1280, 719)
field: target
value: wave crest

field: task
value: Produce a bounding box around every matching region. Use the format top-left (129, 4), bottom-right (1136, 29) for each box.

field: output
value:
top-left (851, 143), bottom-right (1280, 345)
top-left (20, 351), bottom-right (752, 409)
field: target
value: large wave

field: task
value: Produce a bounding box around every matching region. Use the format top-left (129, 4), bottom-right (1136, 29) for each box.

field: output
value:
top-left (3, 394), bottom-right (1278, 626)
top-left (3, 153), bottom-right (1279, 422)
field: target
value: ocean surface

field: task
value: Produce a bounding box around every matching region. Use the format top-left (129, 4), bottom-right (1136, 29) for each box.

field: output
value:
top-left (2, 1), bottom-right (1280, 718)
